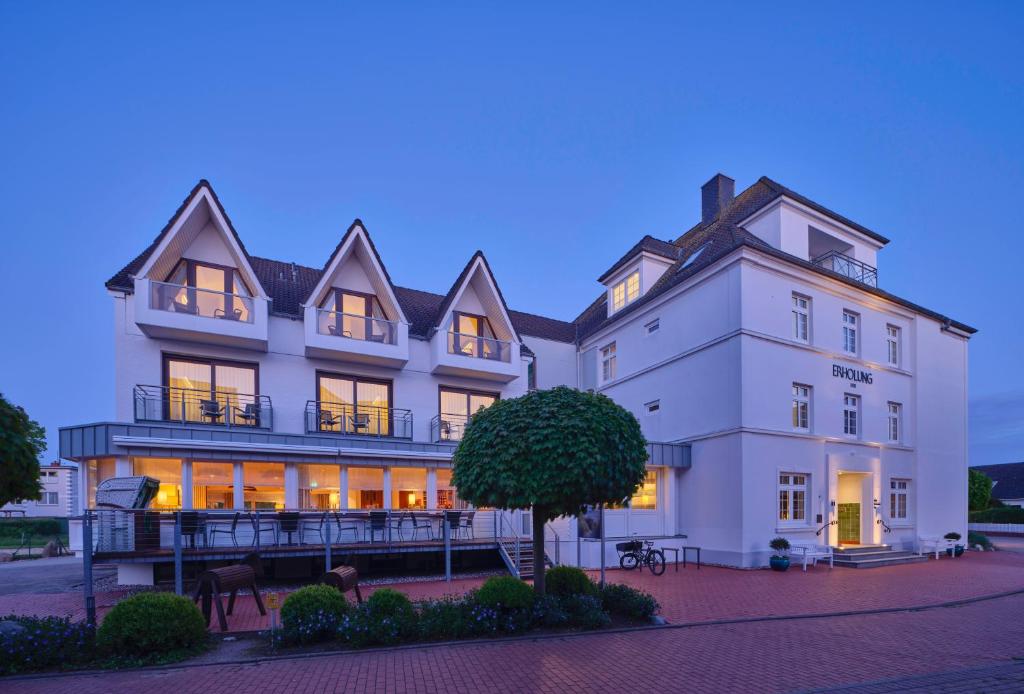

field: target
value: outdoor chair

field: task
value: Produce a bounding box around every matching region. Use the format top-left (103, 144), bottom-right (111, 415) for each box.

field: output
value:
top-left (171, 298), bottom-right (197, 314)
top-left (443, 510), bottom-right (462, 539)
top-left (301, 512), bottom-right (329, 544)
top-left (276, 512), bottom-right (301, 545)
top-left (327, 323), bottom-right (353, 338)
top-left (388, 511), bottom-right (407, 540)
top-left (406, 511), bottom-right (434, 541)
top-left (233, 402), bottom-right (260, 426)
top-left (439, 419), bottom-right (452, 441)
top-left (366, 511), bottom-right (389, 543)
top-left (457, 510), bottom-right (475, 539)
top-left (249, 513), bottom-right (277, 546)
top-left (333, 512), bottom-right (362, 542)
top-left (180, 511), bottom-right (206, 548)
top-left (350, 412), bottom-right (371, 434)
top-left (214, 306), bottom-right (243, 321)
top-left (319, 408), bottom-right (341, 432)
top-left (199, 399), bottom-right (225, 424)
top-left (209, 512), bottom-right (241, 547)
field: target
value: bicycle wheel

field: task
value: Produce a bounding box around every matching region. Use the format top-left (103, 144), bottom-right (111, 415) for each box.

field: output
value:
top-left (620, 553), bottom-right (640, 570)
top-left (646, 550), bottom-right (666, 576)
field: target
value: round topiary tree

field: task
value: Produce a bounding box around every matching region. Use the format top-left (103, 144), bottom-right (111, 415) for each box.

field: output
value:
top-left (452, 387), bottom-right (648, 595)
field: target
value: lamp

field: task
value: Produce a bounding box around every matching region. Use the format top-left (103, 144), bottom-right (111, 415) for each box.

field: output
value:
top-left (407, 492), bottom-right (417, 506)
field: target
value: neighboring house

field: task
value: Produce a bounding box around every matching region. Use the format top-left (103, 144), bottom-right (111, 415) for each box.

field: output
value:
top-left (971, 463), bottom-right (1024, 508)
top-left (59, 174), bottom-right (973, 569)
top-left (1, 461), bottom-right (78, 518)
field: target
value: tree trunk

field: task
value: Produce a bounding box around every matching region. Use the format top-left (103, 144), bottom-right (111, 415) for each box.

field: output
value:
top-left (532, 505), bottom-right (546, 596)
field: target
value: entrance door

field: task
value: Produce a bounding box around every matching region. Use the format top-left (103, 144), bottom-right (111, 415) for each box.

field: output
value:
top-left (838, 503), bottom-right (861, 544)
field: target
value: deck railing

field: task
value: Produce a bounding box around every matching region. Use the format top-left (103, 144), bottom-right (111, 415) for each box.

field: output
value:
top-left (811, 250), bottom-right (878, 287)
top-left (133, 385), bottom-right (273, 429)
top-left (316, 309), bottom-right (398, 344)
top-left (304, 401), bottom-right (413, 438)
top-left (149, 280), bottom-right (255, 322)
top-left (430, 413), bottom-right (469, 442)
top-left (446, 331), bottom-right (512, 362)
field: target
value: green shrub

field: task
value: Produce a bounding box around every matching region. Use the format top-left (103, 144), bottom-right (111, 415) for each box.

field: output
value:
top-left (475, 576), bottom-right (534, 612)
top-left (0, 615), bottom-right (94, 675)
top-left (562, 594), bottom-right (611, 630)
top-left (0, 517), bottom-right (63, 540)
top-left (416, 597), bottom-right (476, 641)
top-left (97, 592), bottom-right (207, 659)
top-left (544, 566), bottom-right (596, 598)
top-left (342, 589), bottom-right (417, 646)
top-left (280, 585), bottom-right (349, 645)
top-left (970, 506), bottom-right (1024, 524)
top-left (599, 583), bottom-right (659, 620)
top-left (366, 588), bottom-right (415, 621)
top-left (968, 531), bottom-right (992, 550)
top-left (531, 595), bottom-right (570, 629)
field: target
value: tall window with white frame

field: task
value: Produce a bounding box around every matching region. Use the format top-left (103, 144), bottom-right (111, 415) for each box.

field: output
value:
top-left (778, 473), bottom-right (808, 524)
top-left (842, 310), bottom-right (859, 354)
top-left (792, 383), bottom-right (811, 432)
top-left (610, 270), bottom-right (640, 313)
top-left (600, 342), bottom-right (617, 383)
top-left (889, 478), bottom-right (909, 521)
top-left (792, 294), bottom-right (810, 343)
top-left (886, 325), bottom-right (901, 367)
top-left (843, 393), bottom-right (860, 437)
top-left (887, 402), bottom-right (902, 443)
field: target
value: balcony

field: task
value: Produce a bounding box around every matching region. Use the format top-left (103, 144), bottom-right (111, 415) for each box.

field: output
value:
top-left (133, 278), bottom-right (269, 351)
top-left (133, 385), bottom-right (273, 429)
top-left (304, 401), bottom-right (413, 439)
top-left (430, 413), bottom-right (469, 442)
top-left (303, 307), bottom-right (409, 368)
top-left (430, 331), bottom-right (521, 382)
top-left (811, 251), bottom-right (878, 288)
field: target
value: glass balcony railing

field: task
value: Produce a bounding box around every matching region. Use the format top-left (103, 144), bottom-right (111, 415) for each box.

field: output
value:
top-left (430, 413), bottom-right (469, 442)
top-left (811, 251), bottom-right (878, 287)
top-left (305, 401), bottom-right (413, 438)
top-left (133, 385), bottom-right (272, 429)
top-left (149, 281), bottom-right (255, 322)
top-left (316, 309), bottom-right (398, 345)
top-left (446, 331), bottom-right (512, 362)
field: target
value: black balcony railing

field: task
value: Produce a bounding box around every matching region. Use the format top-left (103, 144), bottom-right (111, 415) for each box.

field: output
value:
top-left (305, 401), bottom-right (413, 439)
top-left (811, 251), bottom-right (878, 287)
top-left (134, 385), bottom-right (273, 429)
top-left (430, 413), bottom-right (469, 442)
top-left (446, 332), bottom-right (512, 362)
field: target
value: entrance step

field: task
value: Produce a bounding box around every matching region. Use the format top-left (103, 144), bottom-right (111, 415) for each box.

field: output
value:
top-left (832, 545), bottom-right (928, 569)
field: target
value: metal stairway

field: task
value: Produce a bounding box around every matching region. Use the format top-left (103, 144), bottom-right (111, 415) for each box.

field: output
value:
top-left (495, 512), bottom-right (556, 579)
top-left (832, 544), bottom-right (928, 569)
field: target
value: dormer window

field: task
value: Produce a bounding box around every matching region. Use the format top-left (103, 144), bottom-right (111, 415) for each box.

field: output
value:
top-left (159, 259), bottom-right (252, 322)
top-left (319, 289), bottom-right (393, 343)
top-left (449, 311), bottom-right (507, 361)
top-left (611, 270), bottom-right (640, 312)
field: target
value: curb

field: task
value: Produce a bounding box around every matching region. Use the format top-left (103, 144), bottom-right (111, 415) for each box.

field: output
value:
top-left (7, 586), bottom-right (1024, 682)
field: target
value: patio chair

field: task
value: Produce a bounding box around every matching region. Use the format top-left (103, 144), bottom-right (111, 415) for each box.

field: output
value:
top-left (249, 513), bottom-right (277, 546)
top-left (301, 512), bottom-right (329, 544)
top-left (214, 307), bottom-right (243, 321)
top-left (319, 408), bottom-right (341, 432)
top-left (458, 510), bottom-right (475, 539)
top-left (439, 419), bottom-right (452, 441)
top-left (171, 298), bottom-right (197, 314)
top-left (209, 512), bottom-right (241, 547)
top-left (333, 512), bottom-right (362, 542)
top-left (443, 510), bottom-right (462, 539)
top-left (276, 512), bottom-right (302, 545)
top-left (327, 324), bottom-right (353, 338)
top-left (199, 399), bottom-right (225, 424)
top-left (365, 511), bottom-right (389, 543)
top-left (180, 511), bottom-right (206, 549)
top-left (233, 402), bottom-right (261, 426)
top-left (388, 511), bottom-right (407, 540)
top-left (350, 412), bottom-right (371, 434)
top-left (406, 511), bottom-right (434, 541)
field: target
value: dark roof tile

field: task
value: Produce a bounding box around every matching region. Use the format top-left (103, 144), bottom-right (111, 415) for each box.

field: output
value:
top-left (972, 463), bottom-right (1024, 501)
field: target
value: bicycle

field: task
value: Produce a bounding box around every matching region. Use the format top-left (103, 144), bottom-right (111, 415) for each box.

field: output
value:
top-left (616, 539), bottom-right (666, 575)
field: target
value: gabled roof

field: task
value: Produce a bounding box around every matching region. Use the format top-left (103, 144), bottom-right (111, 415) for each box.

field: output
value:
top-left (430, 251), bottom-right (521, 343)
top-left (757, 177), bottom-right (891, 245)
top-left (971, 463), bottom-right (1024, 501)
top-left (596, 235), bottom-right (682, 283)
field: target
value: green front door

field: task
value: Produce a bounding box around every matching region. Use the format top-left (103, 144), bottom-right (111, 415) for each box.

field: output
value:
top-left (838, 503), bottom-right (861, 544)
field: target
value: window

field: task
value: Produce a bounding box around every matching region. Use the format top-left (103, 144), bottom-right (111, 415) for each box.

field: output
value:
top-left (298, 464), bottom-right (340, 510)
top-left (792, 294), bottom-right (810, 343)
top-left (842, 311), bottom-right (858, 354)
top-left (791, 384), bottom-right (810, 432)
top-left (243, 462), bottom-right (284, 510)
top-left (645, 400), bottom-right (660, 414)
top-left (629, 470), bottom-right (658, 510)
top-left (133, 458), bottom-right (183, 510)
top-left (448, 311), bottom-right (503, 360)
top-left (162, 259), bottom-right (252, 321)
top-left (39, 491), bottom-right (59, 505)
top-left (436, 469), bottom-right (467, 510)
top-left (611, 270), bottom-right (640, 312)
top-left (164, 356), bottom-right (258, 426)
top-left (391, 467), bottom-right (427, 510)
top-left (527, 359), bottom-right (537, 391)
top-left (681, 243), bottom-right (709, 270)
top-left (348, 467), bottom-right (383, 509)
top-left (600, 342), bottom-right (617, 382)
top-left (192, 462), bottom-right (234, 509)
top-left (778, 473), bottom-right (808, 523)
top-left (317, 373), bottom-right (392, 436)
top-left (890, 479), bottom-right (909, 520)
top-left (645, 318), bottom-right (660, 335)
top-left (843, 394), bottom-right (860, 437)
top-left (886, 325), bottom-right (901, 367)
top-left (318, 289), bottom-right (391, 342)
top-left (439, 387), bottom-right (498, 441)
top-left (888, 402), bottom-right (902, 443)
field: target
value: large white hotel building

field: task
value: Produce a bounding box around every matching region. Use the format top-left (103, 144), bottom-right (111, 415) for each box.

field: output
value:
top-left (61, 174), bottom-right (973, 570)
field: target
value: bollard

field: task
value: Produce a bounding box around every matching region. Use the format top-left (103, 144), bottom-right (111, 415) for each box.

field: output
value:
top-left (173, 511), bottom-right (183, 596)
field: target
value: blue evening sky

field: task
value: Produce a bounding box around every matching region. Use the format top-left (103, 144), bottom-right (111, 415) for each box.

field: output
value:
top-left (1, 3), bottom-right (1021, 466)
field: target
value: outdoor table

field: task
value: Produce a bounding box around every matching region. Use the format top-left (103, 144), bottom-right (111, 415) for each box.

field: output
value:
top-left (682, 546), bottom-right (701, 569)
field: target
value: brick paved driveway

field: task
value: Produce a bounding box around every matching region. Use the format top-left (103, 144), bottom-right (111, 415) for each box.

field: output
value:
top-left (11, 590), bottom-right (1024, 693)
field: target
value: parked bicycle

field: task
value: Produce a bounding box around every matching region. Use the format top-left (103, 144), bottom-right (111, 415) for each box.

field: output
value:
top-left (616, 539), bottom-right (666, 575)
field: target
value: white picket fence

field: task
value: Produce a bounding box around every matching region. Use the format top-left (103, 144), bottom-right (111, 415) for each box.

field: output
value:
top-left (968, 522), bottom-right (1024, 535)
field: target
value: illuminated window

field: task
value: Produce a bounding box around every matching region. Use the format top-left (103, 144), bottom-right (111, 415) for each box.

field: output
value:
top-left (610, 270), bottom-right (640, 312)
top-left (348, 467), bottom-right (384, 509)
top-left (86, 458), bottom-right (117, 509)
top-left (890, 479), bottom-right (910, 520)
top-left (192, 462), bottom-right (234, 510)
top-left (439, 387), bottom-right (498, 441)
top-left (778, 473), bottom-right (807, 522)
top-left (600, 342), bottom-right (617, 383)
top-left (792, 294), bottom-right (810, 343)
top-left (391, 467), bottom-right (427, 509)
top-left (629, 471), bottom-right (658, 510)
top-left (792, 384), bottom-right (811, 432)
top-left (435, 469), bottom-right (467, 510)
top-left (243, 462), bottom-right (284, 510)
top-left (299, 464), bottom-right (340, 510)
top-left (133, 458), bottom-right (182, 510)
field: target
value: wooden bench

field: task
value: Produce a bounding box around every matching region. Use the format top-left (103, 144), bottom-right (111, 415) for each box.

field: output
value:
top-left (192, 553), bottom-right (266, 632)
top-left (320, 565), bottom-right (363, 603)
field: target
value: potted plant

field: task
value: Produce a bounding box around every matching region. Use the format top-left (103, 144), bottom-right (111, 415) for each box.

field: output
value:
top-left (769, 537), bottom-right (791, 571)
top-left (945, 532), bottom-right (964, 557)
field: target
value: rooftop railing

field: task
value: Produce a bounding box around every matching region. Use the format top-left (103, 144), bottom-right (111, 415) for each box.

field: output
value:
top-left (133, 385), bottom-right (273, 429)
top-left (305, 401), bottom-right (413, 438)
top-left (446, 331), bottom-right (512, 362)
top-left (149, 280), bottom-right (255, 322)
top-left (811, 250), bottom-right (878, 287)
top-left (430, 412), bottom-right (469, 442)
top-left (316, 309), bottom-right (398, 345)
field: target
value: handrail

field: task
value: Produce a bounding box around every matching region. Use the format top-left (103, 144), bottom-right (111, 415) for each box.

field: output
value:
top-left (305, 400), bottom-right (413, 438)
top-left (149, 280), bottom-right (255, 322)
top-left (876, 517), bottom-right (892, 533)
top-left (431, 412), bottom-right (470, 442)
top-left (446, 331), bottom-right (512, 362)
top-left (815, 519), bottom-right (838, 537)
top-left (545, 522), bottom-right (560, 566)
top-left (811, 250), bottom-right (878, 287)
top-left (315, 308), bottom-right (398, 344)
top-left (133, 384), bottom-right (273, 429)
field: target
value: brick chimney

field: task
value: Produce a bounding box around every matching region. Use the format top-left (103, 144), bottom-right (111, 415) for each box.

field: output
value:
top-left (701, 174), bottom-right (735, 224)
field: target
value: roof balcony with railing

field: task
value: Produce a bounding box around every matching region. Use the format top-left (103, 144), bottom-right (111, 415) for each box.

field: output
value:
top-left (430, 330), bottom-right (521, 382)
top-left (133, 385), bottom-right (273, 430)
top-left (430, 413), bottom-right (469, 443)
top-left (133, 278), bottom-right (269, 351)
top-left (304, 401), bottom-right (413, 439)
top-left (811, 250), bottom-right (878, 287)
top-left (303, 306), bottom-right (409, 368)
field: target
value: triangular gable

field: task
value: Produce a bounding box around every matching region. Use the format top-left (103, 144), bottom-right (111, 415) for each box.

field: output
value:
top-left (433, 251), bottom-right (521, 343)
top-left (133, 181), bottom-right (268, 299)
top-left (301, 220), bottom-right (408, 324)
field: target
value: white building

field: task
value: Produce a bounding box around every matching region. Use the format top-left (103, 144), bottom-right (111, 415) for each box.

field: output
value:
top-left (60, 174), bottom-right (973, 569)
top-left (2, 462), bottom-right (78, 518)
